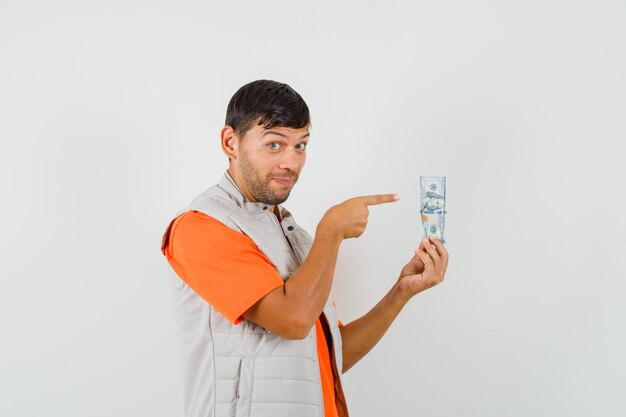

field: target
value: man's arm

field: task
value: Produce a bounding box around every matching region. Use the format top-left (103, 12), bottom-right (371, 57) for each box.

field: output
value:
top-left (340, 236), bottom-right (449, 373)
top-left (243, 194), bottom-right (399, 340)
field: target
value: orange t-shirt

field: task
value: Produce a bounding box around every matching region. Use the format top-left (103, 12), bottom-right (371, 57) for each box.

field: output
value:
top-left (162, 210), bottom-right (339, 417)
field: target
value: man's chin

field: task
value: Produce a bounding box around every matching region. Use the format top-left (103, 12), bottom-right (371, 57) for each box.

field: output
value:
top-left (272, 182), bottom-right (294, 195)
top-left (263, 189), bottom-right (291, 205)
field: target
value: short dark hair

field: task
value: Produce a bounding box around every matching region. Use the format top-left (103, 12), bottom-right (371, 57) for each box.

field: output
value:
top-left (225, 80), bottom-right (311, 138)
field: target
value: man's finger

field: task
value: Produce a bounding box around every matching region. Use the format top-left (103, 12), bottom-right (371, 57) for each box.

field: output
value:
top-left (428, 236), bottom-right (449, 271)
top-left (415, 250), bottom-right (436, 278)
top-left (358, 194), bottom-right (400, 206)
top-left (421, 238), bottom-right (441, 269)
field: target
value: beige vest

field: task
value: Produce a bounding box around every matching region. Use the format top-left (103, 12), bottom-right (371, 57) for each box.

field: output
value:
top-left (165, 172), bottom-right (348, 417)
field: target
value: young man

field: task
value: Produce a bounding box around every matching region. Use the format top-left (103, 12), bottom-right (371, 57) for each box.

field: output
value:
top-left (161, 79), bottom-right (449, 417)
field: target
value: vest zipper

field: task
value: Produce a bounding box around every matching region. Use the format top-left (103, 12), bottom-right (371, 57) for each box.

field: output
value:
top-left (270, 211), bottom-right (348, 415)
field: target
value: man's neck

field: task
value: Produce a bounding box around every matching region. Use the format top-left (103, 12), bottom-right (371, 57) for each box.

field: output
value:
top-left (272, 205), bottom-right (282, 221)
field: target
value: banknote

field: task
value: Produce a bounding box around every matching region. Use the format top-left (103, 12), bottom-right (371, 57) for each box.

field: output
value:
top-left (420, 176), bottom-right (447, 243)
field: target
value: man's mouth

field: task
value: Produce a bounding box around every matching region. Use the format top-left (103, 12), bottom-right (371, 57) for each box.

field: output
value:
top-left (271, 177), bottom-right (295, 187)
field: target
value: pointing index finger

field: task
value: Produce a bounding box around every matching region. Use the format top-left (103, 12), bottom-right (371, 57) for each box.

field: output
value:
top-left (361, 194), bottom-right (400, 206)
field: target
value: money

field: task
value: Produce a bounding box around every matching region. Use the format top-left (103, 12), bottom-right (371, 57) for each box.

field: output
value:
top-left (420, 176), bottom-right (447, 243)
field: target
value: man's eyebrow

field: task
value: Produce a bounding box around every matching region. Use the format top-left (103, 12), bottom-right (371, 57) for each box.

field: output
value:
top-left (262, 130), bottom-right (310, 140)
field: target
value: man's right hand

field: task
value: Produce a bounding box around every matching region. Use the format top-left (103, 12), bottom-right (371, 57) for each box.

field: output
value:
top-left (244, 193), bottom-right (399, 339)
top-left (318, 194), bottom-right (400, 240)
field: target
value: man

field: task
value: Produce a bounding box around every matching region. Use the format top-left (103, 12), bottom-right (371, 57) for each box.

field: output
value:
top-left (161, 79), bottom-right (449, 417)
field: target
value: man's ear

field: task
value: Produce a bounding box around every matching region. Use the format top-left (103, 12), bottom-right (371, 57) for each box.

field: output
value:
top-left (220, 125), bottom-right (239, 160)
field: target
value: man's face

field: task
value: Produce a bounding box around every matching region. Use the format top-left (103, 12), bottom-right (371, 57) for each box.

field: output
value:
top-left (233, 124), bottom-right (309, 205)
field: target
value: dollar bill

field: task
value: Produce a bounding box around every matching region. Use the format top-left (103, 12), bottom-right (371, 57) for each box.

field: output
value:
top-left (420, 176), bottom-right (447, 243)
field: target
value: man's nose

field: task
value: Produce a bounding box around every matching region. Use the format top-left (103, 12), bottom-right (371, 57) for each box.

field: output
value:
top-left (278, 148), bottom-right (303, 172)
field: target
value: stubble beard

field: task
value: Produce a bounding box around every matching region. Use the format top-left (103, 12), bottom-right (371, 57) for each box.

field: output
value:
top-left (239, 151), bottom-right (298, 205)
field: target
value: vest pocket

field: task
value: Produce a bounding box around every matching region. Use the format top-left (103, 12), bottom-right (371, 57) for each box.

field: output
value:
top-left (234, 358), bottom-right (255, 417)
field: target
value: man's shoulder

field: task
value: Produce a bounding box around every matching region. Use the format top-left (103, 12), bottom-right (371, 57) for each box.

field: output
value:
top-left (172, 210), bottom-right (233, 238)
top-left (163, 207), bottom-right (254, 259)
top-left (180, 183), bottom-right (241, 223)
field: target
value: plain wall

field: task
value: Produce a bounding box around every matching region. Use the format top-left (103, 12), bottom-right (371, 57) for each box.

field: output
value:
top-left (1, 1), bottom-right (625, 416)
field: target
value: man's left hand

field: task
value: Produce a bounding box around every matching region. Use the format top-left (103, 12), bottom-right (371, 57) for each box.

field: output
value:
top-left (396, 236), bottom-right (449, 298)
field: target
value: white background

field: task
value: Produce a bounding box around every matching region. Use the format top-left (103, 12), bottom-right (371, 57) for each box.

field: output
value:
top-left (2, 1), bottom-right (625, 416)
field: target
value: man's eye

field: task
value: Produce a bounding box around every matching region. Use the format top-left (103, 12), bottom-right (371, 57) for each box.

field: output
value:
top-left (295, 143), bottom-right (307, 150)
top-left (268, 143), bottom-right (280, 150)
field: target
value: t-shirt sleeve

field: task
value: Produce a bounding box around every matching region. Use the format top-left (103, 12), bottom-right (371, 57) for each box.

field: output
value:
top-left (162, 210), bottom-right (285, 324)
